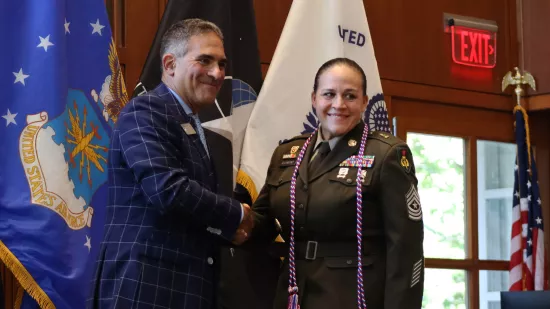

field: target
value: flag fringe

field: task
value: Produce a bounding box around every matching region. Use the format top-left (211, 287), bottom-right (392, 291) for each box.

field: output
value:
top-left (0, 241), bottom-right (55, 309)
top-left (236, 169), bottom-right (259, 202)
top-left (513, 104), bottom-right (532, 170)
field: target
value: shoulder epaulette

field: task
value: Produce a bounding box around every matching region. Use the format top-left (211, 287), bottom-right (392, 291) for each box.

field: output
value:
top-left (278, 132), bottom-right (311, 145)
top-left (368, 130), bottom-right (403, 146)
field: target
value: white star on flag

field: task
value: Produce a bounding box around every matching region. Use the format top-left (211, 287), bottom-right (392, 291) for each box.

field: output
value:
top-left (527, 181), bottom-right (531, 188)
top-left (515, 191), bottom-right (520, 198)
top-left (84, 235), bottom-right (92, 252)
top-left (37, 35), bottom-right (54, 52)
top-left (528, 195), bottom-right (532, 202)
top-left (13, 68), bottom-right (29, 85)
top-left (90, 19), bottom-right (105, 35)
top-left (514, 164), bottom-right (518, 171)
top-left (528, 239), bottom-right (533, 246)
top-left (64, 18), bottom-right (70, 34)
top-left (2, 109), bottom-right (17, 127)
top-left (536, 217), bottom-right (543, 225)
top-left (538, 198), bottom-right (542, 205)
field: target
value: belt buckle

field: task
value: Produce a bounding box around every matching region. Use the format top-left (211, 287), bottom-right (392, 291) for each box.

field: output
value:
top-left (305, 241), bottom-right (318, 260)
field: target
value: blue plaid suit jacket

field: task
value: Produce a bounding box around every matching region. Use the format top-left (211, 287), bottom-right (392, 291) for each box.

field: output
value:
top-left (87, 83), bottom-right (242, 309)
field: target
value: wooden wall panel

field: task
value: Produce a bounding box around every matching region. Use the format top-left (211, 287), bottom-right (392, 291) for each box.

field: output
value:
top-left (391, 97), bottom-right (515, 141)
top-left (252, 0), bottom-right (293, 66)
top-left (1, 263), bottom-right (20, 309)
top-left (521, 1), bottom-right (550, 95)
top-left (108, 0), bottom-right (167, 93)
top-left (367, 0), bottom-right (518, 95)
top-left (252, 0), bottom-right (519, 95)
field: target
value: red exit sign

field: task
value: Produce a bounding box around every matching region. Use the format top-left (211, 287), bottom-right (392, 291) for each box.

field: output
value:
top-left (451, 26), bottom-right (497, 68)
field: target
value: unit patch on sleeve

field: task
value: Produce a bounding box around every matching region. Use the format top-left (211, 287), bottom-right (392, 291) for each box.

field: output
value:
top-left (396, 146), bottom-right (413, 174)
top-left (406, 184), bottom-right (422, 221)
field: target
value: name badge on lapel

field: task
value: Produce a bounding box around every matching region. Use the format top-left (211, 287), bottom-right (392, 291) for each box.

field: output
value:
top-left (181, 123), bottom-right (196, 135)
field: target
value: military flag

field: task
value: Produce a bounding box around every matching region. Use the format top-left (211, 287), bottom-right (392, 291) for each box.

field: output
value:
top-left (0, 1), bottom-right (127, 307)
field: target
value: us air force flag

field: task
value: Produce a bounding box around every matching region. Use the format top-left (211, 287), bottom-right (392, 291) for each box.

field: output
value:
top-left (0, 2), bottom-right (126, 308)
top-left (237, 0), bottom-right (390, 202)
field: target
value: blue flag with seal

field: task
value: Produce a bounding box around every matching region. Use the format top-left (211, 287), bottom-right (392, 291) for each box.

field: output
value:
top-left (0, 2), bottom-right (127, 308)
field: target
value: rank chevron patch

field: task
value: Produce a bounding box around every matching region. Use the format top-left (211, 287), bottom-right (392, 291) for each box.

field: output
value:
top-left (406, 184), bottom-right (422, 221)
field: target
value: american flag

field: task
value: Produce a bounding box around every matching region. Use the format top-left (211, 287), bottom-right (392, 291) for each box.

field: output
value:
top-left (509, 105), bottom-right (548, 291)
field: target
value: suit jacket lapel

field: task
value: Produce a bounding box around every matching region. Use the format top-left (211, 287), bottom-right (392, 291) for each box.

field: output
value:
top-left (161, 84), bottom-right (215, 175)
top-left (309, 122), bottom-right (364, 182)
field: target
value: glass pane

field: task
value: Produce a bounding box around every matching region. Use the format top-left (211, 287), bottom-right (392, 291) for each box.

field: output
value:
top-left (477, 141), bottom-right (515, 260)
top-left (407, 133), bottom-right (466, 259)
top-left (478, 141), bottom-right (516, 190)
top-left (423, 269), bottom-right (467, 309)
top-left (478, 198), bottom-right (512, 260)
top-left (479, 270), bottom-right (509, 309)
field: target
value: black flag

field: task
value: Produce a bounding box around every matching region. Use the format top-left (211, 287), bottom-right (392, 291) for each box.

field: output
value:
top-left (133, 1), bottom-right (279, 308)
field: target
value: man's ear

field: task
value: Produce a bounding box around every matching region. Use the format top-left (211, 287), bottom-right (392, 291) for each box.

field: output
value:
top-left (162, 54), bottom-right (176, 75)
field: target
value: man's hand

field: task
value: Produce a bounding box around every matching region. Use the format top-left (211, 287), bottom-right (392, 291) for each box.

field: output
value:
top-left (232, 203), bottom-right (255, 245)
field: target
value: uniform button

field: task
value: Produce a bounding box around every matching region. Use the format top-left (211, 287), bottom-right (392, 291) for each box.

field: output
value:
top-left (346, 178), bottom-right (353, 184)
top-left (207, 257), bottom-right (214, 265)
top-left (346, 260), bottom-right (353, 265)
top-left (298, 204), bottom-right (304, 209)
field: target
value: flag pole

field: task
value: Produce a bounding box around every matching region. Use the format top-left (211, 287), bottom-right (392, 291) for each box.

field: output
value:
top-left (502, 67), bottom-right (536, 171)
top-left (503, 67), bottom-right (537, 291)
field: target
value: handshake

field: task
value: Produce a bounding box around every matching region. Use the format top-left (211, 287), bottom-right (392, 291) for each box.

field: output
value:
top-left (232, 203), bottom-right (255, 245)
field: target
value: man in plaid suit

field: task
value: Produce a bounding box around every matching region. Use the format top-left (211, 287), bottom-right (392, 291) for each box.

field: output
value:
top-left (87, 19), bottom-right (254, 309)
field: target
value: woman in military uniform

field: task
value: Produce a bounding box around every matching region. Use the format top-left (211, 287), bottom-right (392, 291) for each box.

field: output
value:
top-left (250, 58), bottom-right (424, 309)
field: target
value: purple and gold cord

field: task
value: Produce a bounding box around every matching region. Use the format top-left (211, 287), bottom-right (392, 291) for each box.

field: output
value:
top-left (287, 124), bottom-right (370, 309)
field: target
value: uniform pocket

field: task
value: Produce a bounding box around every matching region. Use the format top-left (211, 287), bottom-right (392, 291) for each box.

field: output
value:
top-left (325, 256), bottom-right (375, 268)
top-left (266, 166), bottom-right (294, 188)
top-left (328, 167), bottom-right (373, 187)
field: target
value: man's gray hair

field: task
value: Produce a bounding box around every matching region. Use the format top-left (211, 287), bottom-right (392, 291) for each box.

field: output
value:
top-left (160, 18), bottom-right (223, 70)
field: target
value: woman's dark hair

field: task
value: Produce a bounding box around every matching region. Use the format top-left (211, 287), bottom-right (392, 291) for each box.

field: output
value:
top-left (312, 57), bottom-right (367, 95)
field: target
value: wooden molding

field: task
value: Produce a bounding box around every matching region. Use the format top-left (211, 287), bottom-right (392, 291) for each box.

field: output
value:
top-left (525, 94), bottom-right (550, 111)
top-left (425, 258), bottom-right (509, 271)
top-left (381, 79), bottom-right (513, 112)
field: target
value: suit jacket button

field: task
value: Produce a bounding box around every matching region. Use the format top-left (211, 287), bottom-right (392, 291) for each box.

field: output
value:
top-left (298, 204), bottom-right (304, 209)
top-left (207, 257), bottom-right (214, 265)
top-left (303, 184), bottom-right (308, 191)
top-left (346, 178), bottom-right (353, 184)
top-left (346, 260), bottom-right (353, 265)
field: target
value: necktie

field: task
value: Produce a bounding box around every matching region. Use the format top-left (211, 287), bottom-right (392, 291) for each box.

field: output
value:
top-left (309, 141), bottom-right (330, 173)
top-left (190, 114), bottom-right (210, 157)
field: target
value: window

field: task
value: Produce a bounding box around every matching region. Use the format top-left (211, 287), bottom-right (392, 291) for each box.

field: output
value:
top-left (393, 101), bottom-right (520, 309)
top-left (477, 141), bottom-right (515, 309)
top-left (408, 133), bottom-right (466, 260)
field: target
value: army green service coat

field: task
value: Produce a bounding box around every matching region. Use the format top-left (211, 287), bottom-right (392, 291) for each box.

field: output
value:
top-left (251, 122), bottom-right (424, 309)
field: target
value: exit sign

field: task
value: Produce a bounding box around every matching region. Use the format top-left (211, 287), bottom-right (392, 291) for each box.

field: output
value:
top-left (451, 25), bottom-right (497, 68)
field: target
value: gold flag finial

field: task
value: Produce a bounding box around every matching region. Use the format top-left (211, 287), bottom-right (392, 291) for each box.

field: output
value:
top-left (502, 67), bottom-right (536, 105)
